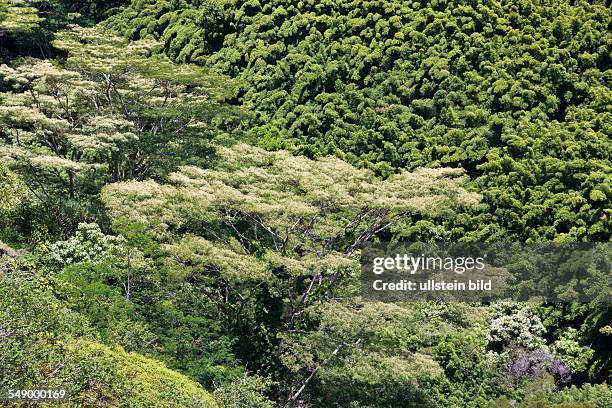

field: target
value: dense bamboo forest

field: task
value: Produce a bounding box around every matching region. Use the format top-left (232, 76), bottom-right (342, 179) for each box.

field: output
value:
top-left (0, 1), bottom-right (610, 406)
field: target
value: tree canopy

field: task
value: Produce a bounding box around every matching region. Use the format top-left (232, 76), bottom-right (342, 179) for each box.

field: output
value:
top-left (0, 0), bottom-right (610, 406)
top-left (107, 0), bottom-right (611, 242)
top-left (0, 24), bottom-right (238, 236)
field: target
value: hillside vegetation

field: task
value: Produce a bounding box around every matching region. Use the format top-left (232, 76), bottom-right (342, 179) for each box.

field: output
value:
top-left (108, 0), bottom-right (611, 242)
top-left (0, 0), bottom-right (610, 407)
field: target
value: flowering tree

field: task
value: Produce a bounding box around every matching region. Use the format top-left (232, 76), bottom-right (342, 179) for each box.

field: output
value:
top-left (0, 25), bottom-right (236, 234)
top-left (102, 142), bottom-right (479, 401)
top-left (0, 0), bottom-right (41, 34)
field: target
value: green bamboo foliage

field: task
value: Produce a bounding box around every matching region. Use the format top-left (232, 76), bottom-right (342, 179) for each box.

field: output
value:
top-left (107, 0), bottom-right (611, 242)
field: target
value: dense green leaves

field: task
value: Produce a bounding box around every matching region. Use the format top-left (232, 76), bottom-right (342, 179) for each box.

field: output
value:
top-left (108, 0), bottom-right (612, 241)
top-left (0, 0), bottom-right (610, 406)
top-left (0, 258), bottom-right (218, 407)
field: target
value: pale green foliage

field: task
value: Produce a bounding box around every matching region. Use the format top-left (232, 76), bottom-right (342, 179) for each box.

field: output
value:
top-left (599, 325), bottom-right (612, 336)
top-left (103, 143), bottom-right (479, 246)
top-left (280, 300), bottom-right (452, 405)
top-left (102, 143), bottom-right (477, 304)
top-left (164, 235), bottom-right (271, 282)
top-left (68, 341), bottom-right (218, 407)
top-left (53, 24), bottom-right (223, 88)
top-left (0, 59), bottom-right (87, 167)
top-left (0, 25), bottom-right (234, 212)
top-left (0, 0), bottom-right (41, 34)
top-left (0, 165), bottom-right (28, 216)
top-left (0, 57), bottom-right (120, 196)
top-left (212, 374), bottom-right (274, 408)
top-left (52, 24), bottom-right (162, 72)
top-left (281, 300), bottom-right (444, 369)
top-left (163, 234), bottom-right (358, 286)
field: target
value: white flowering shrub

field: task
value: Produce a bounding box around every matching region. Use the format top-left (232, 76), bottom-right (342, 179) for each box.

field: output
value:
top-left (487, 304), bottom-right (546, 350)
top-left (49, 223), bottom-right (126, 266)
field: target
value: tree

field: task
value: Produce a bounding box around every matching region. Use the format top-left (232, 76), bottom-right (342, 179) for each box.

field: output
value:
top-left (0, 0), bottom-right (41, 35)
top-left (0, 25), bottom-right (237, 236)
top-left (101, 143), bottom-right (479, 398)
